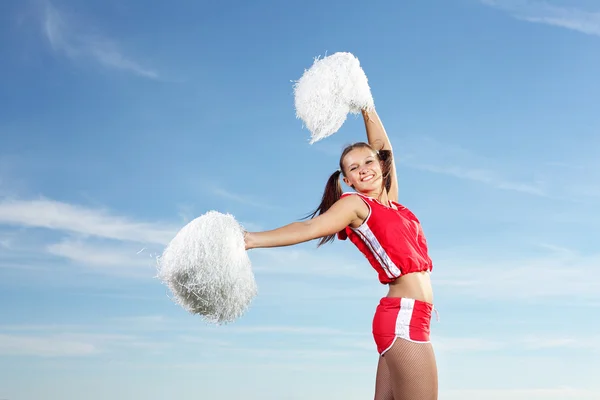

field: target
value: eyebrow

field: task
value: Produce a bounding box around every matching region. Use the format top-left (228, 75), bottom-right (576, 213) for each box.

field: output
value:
top-left (348, 156), bottom-right (375, 168)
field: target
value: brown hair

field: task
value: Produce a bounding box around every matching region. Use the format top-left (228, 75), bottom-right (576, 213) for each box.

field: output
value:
top-left (304, 142), bottom-right (393, 246)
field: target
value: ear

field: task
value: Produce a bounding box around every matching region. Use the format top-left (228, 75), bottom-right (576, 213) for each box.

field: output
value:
top-left (342, 176), bottom-right (354, 189)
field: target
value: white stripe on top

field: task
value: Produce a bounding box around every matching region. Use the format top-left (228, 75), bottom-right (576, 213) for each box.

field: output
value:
top-left (349, 194), bottom-right (402, 279)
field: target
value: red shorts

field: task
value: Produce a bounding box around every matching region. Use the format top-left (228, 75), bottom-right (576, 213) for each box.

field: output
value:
top-left (372, 297), bottom-right (433, 355)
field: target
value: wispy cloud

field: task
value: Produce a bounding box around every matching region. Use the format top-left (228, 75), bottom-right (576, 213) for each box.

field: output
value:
top-left (0, 197), bottom-right (180, 278)
top-left (0, 316), bottom-right (170, 334)
top-left (250, 247), bottom-right (373, 280)
top-left (434, 247), bottom-right (600, 300)
top-left (40, 1), bottom-right (158, 78)
top-left (0, 234), bottom-right (13, 250)
top-left (0, 328), bottom-right (168, 358)
top-left (408, 162), bottom-right (547, 196)
top-left (434, 334), bottom-right (600, 353)
top-left (481, 0), bottom-right (600, 37)
top-left (0, 197), bottom-right (176, 245)
top-left (111, 315), bottom-right (167, 325)
top-left (443, 387), bottom-right (600, 400)
top-left (209, 186), bottom-right (279, 211)
top-left (433, 336), bottom-right (505, 352)
top-left (520, 335), bottom-right (600, 351)
top-left (0, 333), bottom-right (98, 357)
top-left (399, 136), bottom-right (600, 203)
top-left (222, 346), bottom-right (357, 360)
top-left (3, 317), bottom-right (598, 368)
top-left (440, 386), bottom-right (600, 400)
top-left (399, 136), bottom-right (548, 196)
top-left (217, 325), bottom-right (359, 336)
top-left (46, 239), bottom-right (159, 277)
top-left (0, 320), bottom-right (355, 338)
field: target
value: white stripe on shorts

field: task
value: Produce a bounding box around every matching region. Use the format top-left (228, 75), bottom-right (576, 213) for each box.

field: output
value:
top-left (395, 298), bottom-right (415, 339)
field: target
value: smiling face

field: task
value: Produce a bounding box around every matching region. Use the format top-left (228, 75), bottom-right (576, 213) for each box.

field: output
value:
top-left (341, 146), bottom-right (384, 195)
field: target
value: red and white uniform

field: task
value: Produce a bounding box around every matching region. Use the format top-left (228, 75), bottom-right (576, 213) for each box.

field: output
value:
top-left (337, 192), bottom-right (435, 355)
top-left (337, 192), bottom-right (433, 283)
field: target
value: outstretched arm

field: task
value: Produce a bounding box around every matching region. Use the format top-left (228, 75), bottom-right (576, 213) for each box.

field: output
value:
top-left (362, 108), bottom-right (398, 202)
top-left (244, 195), bottom-right (364, 250)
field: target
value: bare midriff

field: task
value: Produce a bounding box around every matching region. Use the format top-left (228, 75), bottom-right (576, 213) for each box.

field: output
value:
top-left (386, 271), bottom-right (434, 304)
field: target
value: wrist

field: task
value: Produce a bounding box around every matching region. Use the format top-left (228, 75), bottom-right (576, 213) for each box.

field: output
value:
top-left (244, 232), bottom-right (256, 250)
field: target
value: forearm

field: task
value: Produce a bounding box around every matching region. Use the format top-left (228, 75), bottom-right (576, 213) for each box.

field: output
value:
top-left (245, 221), bottom-right (315, 250)
top-left (362, 108), bottom-right (392, 151)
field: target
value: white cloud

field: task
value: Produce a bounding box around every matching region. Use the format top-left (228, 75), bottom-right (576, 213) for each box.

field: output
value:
top-left (432, 334), bottom-right (600, 353)
top-left (0, 234), bottom-right (13, 250)
top-left (520, 335), bottom-right (600, 351)
top-left (433, 244), bottom-right (600, 300)
top-left (0, 328), bottom-right (169, 358)
top-left (209, 186), bottom-right (281, 211)
top-left (217, 325), bottom-right (359, 336)
top-left (0, 321), bottom-right (358, 340)
top-left (0, 316), bottom-right (169, 334)
top-left (46, 239), bottom-right (159, 277)
top-left (0, 334), bottom-right (98, 357)
top-left (408, 162), bottom-right (547, 196)
top-left (0, 196), bottom-right (273, 279)
top-left (481, 0), bottom-right (600, 37)
top-left (0, 197), bottom-right (176, 244)
top-left (223, 347), bottom-right (357, 360)
top-left (0, 323), bottom-right (88, 332)
top-left (398, 136), bottom-right (600, 203)
top-left (47, 240), bottom-right (150, 266)
top-left (111, 315), bottom-right (166, 325)
top-left (250, 247), bottom-right (373, 280)
top-left (251, 239), bottom-right (600, 302)
top-left (433, 336), bottom-right (505, 352)
top-left (442, 387), bottom-right (600, 400)
top-left (177, 335), bottom-right (233, 347)
top-left (399, 136), bottom-right (548, 196)
top-left (40, 1), bottom-right (158, 78)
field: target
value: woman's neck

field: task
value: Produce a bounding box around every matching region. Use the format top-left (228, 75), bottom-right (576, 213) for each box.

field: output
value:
top-left (360, 189), bottom-right (389, 205)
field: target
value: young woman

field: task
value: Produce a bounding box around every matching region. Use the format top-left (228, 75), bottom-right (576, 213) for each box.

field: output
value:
top-left (244, 108), bottom-right (438, 400)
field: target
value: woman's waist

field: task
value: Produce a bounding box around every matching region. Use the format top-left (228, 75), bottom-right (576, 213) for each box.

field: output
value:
top-left (386, 271), bottom-right (433, 304)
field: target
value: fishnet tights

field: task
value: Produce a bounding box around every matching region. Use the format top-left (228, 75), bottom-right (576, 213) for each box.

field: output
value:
top-left (374, 338), bottom-right (438, 400)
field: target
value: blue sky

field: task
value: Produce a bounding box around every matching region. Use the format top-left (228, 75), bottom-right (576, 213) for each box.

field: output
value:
top-left (1, 0), bottom-right (599, 399)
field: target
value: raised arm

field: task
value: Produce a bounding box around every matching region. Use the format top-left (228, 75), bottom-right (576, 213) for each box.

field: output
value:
top-left (244, 194), bottom-right (365, 250)
top-left (361, 108), bottom-right (398, 202)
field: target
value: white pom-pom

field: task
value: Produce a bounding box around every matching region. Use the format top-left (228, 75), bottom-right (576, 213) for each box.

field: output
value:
top-left (156, 211), bottom-right (257, 324)
top-left (293, 52), bottom-right (375, 144)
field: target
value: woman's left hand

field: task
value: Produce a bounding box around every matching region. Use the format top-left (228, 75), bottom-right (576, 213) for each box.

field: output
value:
top-left (243, 231), bottom-right (253, 251)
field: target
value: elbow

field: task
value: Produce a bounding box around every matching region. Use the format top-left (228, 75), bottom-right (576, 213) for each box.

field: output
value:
top-left (300, 220), bottom-right (321, 242)
top-left (302, 220), bottom-right (339, 242)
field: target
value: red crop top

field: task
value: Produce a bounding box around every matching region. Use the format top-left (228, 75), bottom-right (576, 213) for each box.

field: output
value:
top-left (337, 192), bottom-right (433, 284)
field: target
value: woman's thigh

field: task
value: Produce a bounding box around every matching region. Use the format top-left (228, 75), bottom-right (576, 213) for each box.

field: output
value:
top-left (383, 339), bottom-right (438, 400)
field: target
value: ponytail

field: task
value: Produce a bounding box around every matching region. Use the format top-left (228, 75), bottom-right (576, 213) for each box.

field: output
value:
top-left (303, 169), bottom-right (343, 247)
top-left (377, 149), bottom-right (393, 193)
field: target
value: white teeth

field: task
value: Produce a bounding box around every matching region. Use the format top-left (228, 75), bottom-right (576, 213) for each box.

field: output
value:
top-left (362, 175), bottom-right (374, 182)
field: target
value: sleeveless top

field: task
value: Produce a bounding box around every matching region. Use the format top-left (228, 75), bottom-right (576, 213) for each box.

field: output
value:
top-left (337, 192), bottom-right (433, 284)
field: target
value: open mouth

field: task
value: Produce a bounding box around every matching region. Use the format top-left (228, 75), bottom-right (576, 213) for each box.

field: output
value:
top-left (361, 174), bottom-right (375, 182)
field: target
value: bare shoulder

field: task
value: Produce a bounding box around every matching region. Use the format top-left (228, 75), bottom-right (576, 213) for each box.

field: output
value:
top-left (299, 193), bottom-right (367, 239)
top-left (335, 193), bottom-right (370, 221)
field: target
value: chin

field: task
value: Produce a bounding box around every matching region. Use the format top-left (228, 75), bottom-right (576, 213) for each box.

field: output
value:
top-left (358, 178), bottom-right (381, 191)
top-left (357, 185), bottom-right (378, 194)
